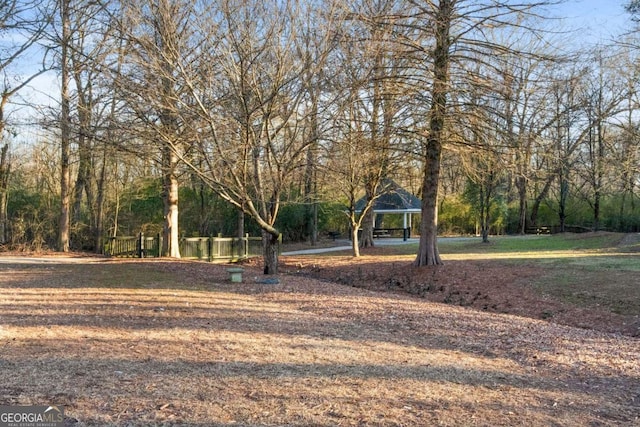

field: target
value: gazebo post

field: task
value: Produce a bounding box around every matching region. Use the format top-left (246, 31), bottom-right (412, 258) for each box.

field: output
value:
top-left (403, 213), bottom-right (408, 241)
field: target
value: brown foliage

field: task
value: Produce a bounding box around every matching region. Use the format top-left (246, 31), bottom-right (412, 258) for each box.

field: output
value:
top-left (0, 256), bottom-right (638, 426)
top-left (279, 249), bottom-right (640, 337)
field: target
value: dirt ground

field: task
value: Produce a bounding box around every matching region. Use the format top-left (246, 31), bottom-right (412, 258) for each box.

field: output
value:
top-left (275, 246), bottom-right (640, 337)
top-left (0, 249), bottom-right (638, 426)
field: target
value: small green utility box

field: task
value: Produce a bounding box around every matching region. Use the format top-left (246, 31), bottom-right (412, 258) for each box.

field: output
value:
top-left (227, 267), bottom-right (244, 283)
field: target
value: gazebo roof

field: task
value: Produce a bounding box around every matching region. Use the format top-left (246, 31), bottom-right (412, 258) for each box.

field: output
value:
top-left (355, 179), bottom-right (422, 214)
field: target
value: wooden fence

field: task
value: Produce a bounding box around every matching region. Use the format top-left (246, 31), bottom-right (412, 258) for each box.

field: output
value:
top-left (105, 233), bottom-right (264, 261)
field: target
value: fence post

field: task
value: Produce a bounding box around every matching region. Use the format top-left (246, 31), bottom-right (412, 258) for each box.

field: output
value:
top-left (231, 236), bottom-right (236, 260)
top-left (244, 233), bottom-right (249, 258)
top-left (137, 233), bottom-right (144, 258)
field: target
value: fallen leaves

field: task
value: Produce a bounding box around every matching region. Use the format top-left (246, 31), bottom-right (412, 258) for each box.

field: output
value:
top-left (0, 258), bottom-right (638, 426)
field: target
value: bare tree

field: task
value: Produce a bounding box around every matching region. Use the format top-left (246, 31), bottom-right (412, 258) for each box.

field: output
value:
top-left (54, 0), bottom-right (103, 252)
top-left (326, 0), bottom-right (411, 256)
top-left (299, 13), bottom-right (327, 247)
top-left (613, 47), bottom-right (640, 229)
top-left (326, 76), bottom-right (382, 257)
top-left (493, 53), bottom-right (560, 235)
top-left (575, 50), bottom-right (627, 231)
top-left (627, 0), bottom-right (640, 19)
top-left (0, 143), bottom-right (9, 243)
top-left (58, 0), bottom-right (72, 252)
top-left (0, 0), bottom-right (50, 244)
top-left (411, 0), bottom-right (452, 266)
top-left (543, 67), bottom-right (595, 232)
top-left (457, 74), bottom-right (506, 243)
top-left (114, 0), bottom-right (207, 257)
top-left (59, 0), bottom-right (119, 251)
top-left (395, 0), bottom-right (558, 266)
top-left (167, 0), bottom-right (338, 273)
top-left (527, 67), bottom-right (583, 229)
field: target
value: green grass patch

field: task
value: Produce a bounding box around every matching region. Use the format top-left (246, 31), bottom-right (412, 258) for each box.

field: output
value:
top-left (438, 233), bottom-right (623, 254)
top-left (381, 233), bottom-right (627, 256)
top-left (531, 268), bottom-right (640, 315)
top-left (377, 233), bottom-right (640, 317)
top-left (531, 254), bottom-right (640, 271)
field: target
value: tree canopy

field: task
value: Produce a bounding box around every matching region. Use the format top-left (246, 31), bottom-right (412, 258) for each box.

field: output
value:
top-left (1, 0), bottom-right (640, 271)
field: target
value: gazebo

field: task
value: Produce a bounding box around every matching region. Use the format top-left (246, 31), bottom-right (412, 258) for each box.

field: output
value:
top-left (355, 179), bottom-right (422, 241)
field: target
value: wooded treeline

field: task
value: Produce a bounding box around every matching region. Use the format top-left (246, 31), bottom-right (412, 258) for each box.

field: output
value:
top-left (1, 0), bottom-right (640, 271)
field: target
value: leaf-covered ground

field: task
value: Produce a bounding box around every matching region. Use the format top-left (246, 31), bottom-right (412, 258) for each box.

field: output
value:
top-left (0, 252), bottom-right (638, 426)
top-left (278, 253), bottom-right (640, 338)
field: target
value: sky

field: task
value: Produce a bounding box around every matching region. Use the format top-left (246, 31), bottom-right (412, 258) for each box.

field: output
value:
top-left (549, 0), bottom-right (633, 46)
top-left (5, 0), bottom-right (638, 139)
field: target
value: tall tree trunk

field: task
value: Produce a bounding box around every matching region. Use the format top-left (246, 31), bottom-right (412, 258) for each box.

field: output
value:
top-left (303, 144), bottom-right (318, 245)
top-left (529, 174), bottom-right (554, 227)
top-left (350, 225), bottom-right (361, 258)
top-left (262, 230), bottom-right (280, 275)
top-left (593, 189), bottom-right (600, 231)
top-left (156, 0), bottom-right (181, 258)
top-left (95, 144), bottom-right (107, 253)
top-left (237, 208), bottom-right (244, 238)
top-left (0, 143), bottom-right (9, 244)
top-left (303, 91), bottom-right (319, 245)
top-left (310, 197), bottom-right (318, 245)
top-left (0, 94), bottom-right (10, 244)
top-left (73, 133), bottom-right (96, 250)
top-left (59, 0), bottom-right (71, 252)
top-left (414, 0), bottom-right (451, 267)
top-left (72, 64), bottom-right (94, 231)
top-left (196, 178), bottom-right (208, 235)
top-left (593, 121), bottom-right (604, 231)
top-left (162, 147), bottom-right (180, 258)
top-left (73, 147), bottom-right (90, 222)
top-left (516, 175), bottom-right (527, 234)
top-left (480, 184), bottom-right (491, 243)
top-left (96, 34), bottom-right (124, 253)
top-left (558, 168), bottom-right (569, 233)
top-left (415, 143), bottom-right (443, 265)
top-left (360, 191), bottom-right (375, 248)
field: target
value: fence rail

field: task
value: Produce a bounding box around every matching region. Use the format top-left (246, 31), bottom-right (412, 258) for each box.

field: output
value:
top-left (106, 233), bottom-right (263, 261)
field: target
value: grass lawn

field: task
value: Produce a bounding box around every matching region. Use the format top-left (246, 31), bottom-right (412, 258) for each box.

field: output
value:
top-left (0, 232), bottom-right (638, 426)
top-left (385, 232), bottom-right (631, 255)
top-left (369, 232), bottom-right (640, 319)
